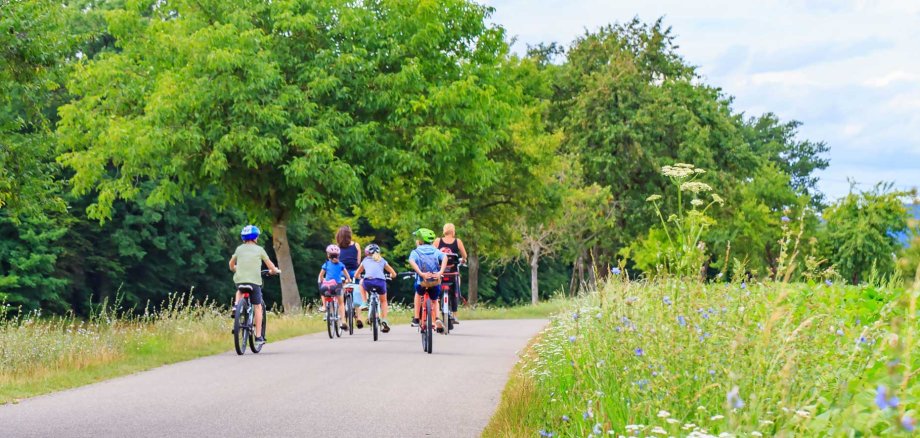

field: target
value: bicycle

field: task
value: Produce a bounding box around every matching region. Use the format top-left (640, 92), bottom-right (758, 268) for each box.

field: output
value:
top-left (362, 274), bottom-right (390, 342)
top-left (343, 280), bottom-right (360, 336)
top-left (233, 269), bottom-right (277, 355)
top-left (320, 280), bottom-right (342, 339)
top-left (401, 271), bottom-right (436, 354)
top-left (439, 252), bottom-right (465, 334)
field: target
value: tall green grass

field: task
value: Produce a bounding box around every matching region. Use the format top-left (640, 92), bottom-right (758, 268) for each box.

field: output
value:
top-left (486, 278), bottom-right (919, 437)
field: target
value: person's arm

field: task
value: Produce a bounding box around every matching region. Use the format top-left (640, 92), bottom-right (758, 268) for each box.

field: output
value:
top-left (385, 263), bottom-right (398, 278)
top-left (260, 248), bottom-right (280, 274)
top-left (354, 264), bottom-right (365, 280)
top-left (344, 265), bottom-right (353, 283)
top-left (438, 254), bottom-right (448, 276)
top-left (457, 239), bottom-right (468, 261)
top-left (433, 237), bottom-right (441, 248)
top-left (229, 255), bottom-right (237, 272)
top-left (318, 268), bottom-right (326, 283)
top-left (409, 258), bottom-right (426, 278)
top-left (355, 242), bottom-right (362, 266)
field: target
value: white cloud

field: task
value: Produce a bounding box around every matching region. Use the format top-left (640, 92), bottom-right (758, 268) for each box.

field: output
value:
top-left (865, 70), bottom-right (920, 88)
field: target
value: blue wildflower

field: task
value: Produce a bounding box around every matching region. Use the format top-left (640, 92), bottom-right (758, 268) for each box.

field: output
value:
top-left (855, 318), bottom-right (861, 326)
top-left (561, 415), bottom-right (570, 422)
top-left (836, 329), bottom-right (844, 336)
top-left (859, 336), bottom-right (868, 344)
top-left (702, 313), bottom-right (709, 320)
top-left (876, 385), bottom-right (899, 410)
top-left (593, 423), bottom-right (603, 434)
top-left (781, 216), bottom-right (791, 223)
top-left (635, 348), bottom-right (644, 356)
top-left (741, 282), bottom-right (747, 290)
top-left (825, 279), bottom-right (833, 286)
top-left (611, 267), bottom-right (622, 275)
top-left (568, 335), bottom-right (577, 343)
top-left (572, 312), bottom-right (580, 321)
top-left (539, 430), bottom-right (554, 437)
top-left (709, 369), bottom-right (716, 376)
top-left (663, 296), bottom-right (673, 305)
top-left (677, 315), bottom-right (687, 326)
top-left (902, 415), bottom-right (916, 432)
top-left (727, 386), bottom-right (745, 409)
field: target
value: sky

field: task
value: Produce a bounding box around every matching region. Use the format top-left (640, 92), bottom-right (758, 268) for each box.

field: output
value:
top-left (481, 0), bottom-right (920, 201)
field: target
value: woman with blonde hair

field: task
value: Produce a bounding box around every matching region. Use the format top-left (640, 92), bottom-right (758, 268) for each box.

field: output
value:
top-left (433, 223), bottom-right (467, 326)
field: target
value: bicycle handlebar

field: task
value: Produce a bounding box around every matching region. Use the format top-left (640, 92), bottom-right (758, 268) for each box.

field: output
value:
top-left (261, 269), bottom-right (281, 277)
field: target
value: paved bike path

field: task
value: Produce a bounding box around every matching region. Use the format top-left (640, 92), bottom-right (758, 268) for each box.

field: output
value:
top-left (1, 319), bottom-right (546, 437)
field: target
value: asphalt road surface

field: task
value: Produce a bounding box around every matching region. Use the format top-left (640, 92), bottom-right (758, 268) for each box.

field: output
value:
top-left (1, 319), bottom-right (546, 437)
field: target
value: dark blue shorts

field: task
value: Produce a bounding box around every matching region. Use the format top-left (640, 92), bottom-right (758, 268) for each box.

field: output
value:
top-left (363, 278), bottom-right (387, 295)
top-left (236, 283), bottom-right (263, 305)
top-left (415, 284), bottom-right (442, 300)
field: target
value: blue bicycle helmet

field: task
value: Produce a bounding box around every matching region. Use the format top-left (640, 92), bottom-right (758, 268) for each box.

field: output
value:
top-left (240, 225), bottom-right (260, 241)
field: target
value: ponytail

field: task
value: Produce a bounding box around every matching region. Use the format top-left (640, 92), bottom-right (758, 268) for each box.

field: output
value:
top-left (372, 253), bottom-right (382, 262)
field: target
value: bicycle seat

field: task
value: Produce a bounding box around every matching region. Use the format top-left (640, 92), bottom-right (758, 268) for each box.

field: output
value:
top-left (237, 284), bottom-right (254, 292)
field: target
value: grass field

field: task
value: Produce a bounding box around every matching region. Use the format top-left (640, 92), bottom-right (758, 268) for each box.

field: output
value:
top-left (484, 278), bottom-right (919, 437)
top-left (0, 294), bottom-right (558, 404)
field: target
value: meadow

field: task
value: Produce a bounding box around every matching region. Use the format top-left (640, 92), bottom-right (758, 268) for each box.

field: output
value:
top-left (485, 277), bottom-right (919, 437)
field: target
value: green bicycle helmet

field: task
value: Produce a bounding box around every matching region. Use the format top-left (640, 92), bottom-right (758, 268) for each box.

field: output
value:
top-left (413, 228), bottom-right (437, 243)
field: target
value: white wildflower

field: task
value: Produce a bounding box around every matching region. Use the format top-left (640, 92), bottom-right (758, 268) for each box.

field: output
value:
top-left (691, 199), bottom-right (704, 207)
top-left (666, 418), bottom-right (680, 424)
top-left (662, 165), bottom-right (695, 178)
top-left (795, 410), bottom-right (811, 418)
top-left (682, 423), bottom-right (697, 430)
top-left (646, 194), bottom-right (663, 202)
top-left (759, 420), bottom-right (773, 426)
top-left (680, 181), bottom-right (713, 194)
top-left (650, 426), bottom-right (668, 435)
top-left (710, 415), bottom-right (725, 421)
top-left (751, 432), bottom-right (763, 437)
top-left (657, 410), bottom-right (671, 418)
top-left (711, 193), bottom-right (724, 205)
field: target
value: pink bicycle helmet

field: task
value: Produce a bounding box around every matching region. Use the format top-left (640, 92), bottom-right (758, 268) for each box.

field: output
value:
top-left (326, 244), bottom-right (341, 257)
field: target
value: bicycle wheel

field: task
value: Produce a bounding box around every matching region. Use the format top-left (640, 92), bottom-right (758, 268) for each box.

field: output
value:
top-left (371, 299), bottom-right (379, 342)
top-left (442, 297), bottom-right (450, 335)
top-left (233, 300), bottom-right (249, 355)
top-left (425, 299), bottom-right (433, 354)
top-left (334, 301), bottom-right (342, 338)
top-left (346, 293), bottom-right (354, 335)
top-left (250, 306), bottom-right (265, 354)
top-left (326, 301), bottom-right (334, 339)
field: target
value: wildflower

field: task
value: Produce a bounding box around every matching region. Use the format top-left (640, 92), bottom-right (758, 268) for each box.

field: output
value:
top-left (539, 430), bottom-right (554, 437)
top-left (741, 282), bottom-right (747, 290)
top-left (759, 420), bottom-right (774, 426)
top-left (859, 336), bottom-right (867, 344)
top-left (825, 279), bottom-right (833, 286)
top-left (666, 418), bottom-right (680, 424)
top-left (572, 312), bottom-right (580, 321)
top-left (561, 415), bottom-right (570, 422)
top-left (568, 336), bottom-right (577, 343)
top-left (709, 369), bottom-right (716, 376)
top-left (635, 348), bottom-right (644, 356)
top-left (751, 433), bottom-right (763, 437)
top-left (711, 193), bottom-right (724, 205)
top-left (691, 199), bottom-right (704, 207)
top-left (593, 424), bottom-right (603, 434)
top-left (727, 386), bottom-right (745, 409)
top-left (625, 425), bottom-right (641, 432)
top-left (662, 165), bottom-right (695, 178)
top-left (650, 426), bottom-right (667, 435)
top-left (902, 415), bottom-right (916, 432)
top-left (680, 181), bottom-right (713, 194)
top-left (836, 329), bottom-right (844, 336)
top-left (795, 410), bottom-right (811, 418)
top-left (596, 312), bottom-right (603, 320)
top-left (657, 410), bottom-right (671, 418)
top-left (710, 415), bottom-right (724, 420)
top-left (663, 296), bottom-right (673, 305)
top-left (875, 385), bottom-right (899, 410)
top-left (682, 423), bottom-right (696, 430)
top-left (678, 315), bottom-right (687, 326)
top-left (781, 216), bottom-right (790, 223)
top-left (611, 267), bottom-right (622, 275)
top-left (646, 194), bottom-right (663, 202)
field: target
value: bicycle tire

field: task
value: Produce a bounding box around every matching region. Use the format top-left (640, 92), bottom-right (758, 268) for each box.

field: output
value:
top-left (326, 301), bottom-right (334, 339)
top-left (426, 299), bottom-right (433, 354)
top-left (233, 300), bottom-right (247, 355)
top-left (346, 293), bottom-right (354, 336)
top-left (371, 299), bottom-right (379, 341)
top-left (420, 300), bottom-right (427, 352)
top-left (250, 306), bottom-right (265, 353)
top-left (443, 298), bottom-right (450, 335)
top-left (334, 301), bottom-right (342, 338)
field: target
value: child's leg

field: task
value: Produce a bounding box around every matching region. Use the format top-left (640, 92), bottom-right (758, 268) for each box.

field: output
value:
top-left (337, 294), bottom-right (346, 321)
top-left (413, 292), bottom-right (421, 319)
top-left (234, 290), bottom-right (242, 306)
top-left (253, 304), bottom-right (263, 338)
top-left (380, 294), bottom-right (389, 319)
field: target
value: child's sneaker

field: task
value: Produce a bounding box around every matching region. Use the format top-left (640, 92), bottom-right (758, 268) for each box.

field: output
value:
top-left (355, 319), bottom-right (364, 329)
top-left (435, 318), bottom-right (445, 333)
top-left (411, 318), bottom-right (420, 327)
top-left (381, 320), bottom-right (390, 333)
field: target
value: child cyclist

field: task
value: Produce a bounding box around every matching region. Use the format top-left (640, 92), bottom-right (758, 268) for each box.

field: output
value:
top-left (229, 225), bottom-right (280, 346)
top-left (353, 244), bottom-right (398, 333)
top-left (408, 228), bottom-right (448, 332)
top-left (318, 244), bottom-right (352, 331)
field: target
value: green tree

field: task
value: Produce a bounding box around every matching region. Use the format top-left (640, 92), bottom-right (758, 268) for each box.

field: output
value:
top-left (820, 183), bottom-right (914, 284)
top-left (57, 0), bottom-right (524, 311)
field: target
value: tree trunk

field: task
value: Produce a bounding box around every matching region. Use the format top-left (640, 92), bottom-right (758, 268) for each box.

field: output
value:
top-left (468, 251), bottom-right (480, 305)
top-left (271, 219), bottom-right (301, 312)
top-left (530, 248), bottom-right (541, 305)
